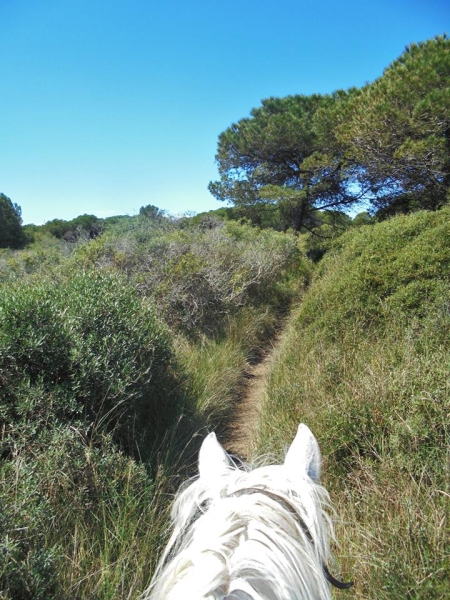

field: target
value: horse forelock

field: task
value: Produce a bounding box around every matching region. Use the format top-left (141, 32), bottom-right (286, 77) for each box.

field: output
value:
top-left (144, 460), bottom-right (335, 600)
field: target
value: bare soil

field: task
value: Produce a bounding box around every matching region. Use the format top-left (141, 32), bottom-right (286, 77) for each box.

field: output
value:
top-left (224, 342), bottom-right (278, 461)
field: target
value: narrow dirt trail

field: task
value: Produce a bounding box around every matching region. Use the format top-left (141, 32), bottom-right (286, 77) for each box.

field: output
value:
top-left (224, 340), bottom-right (279, 461)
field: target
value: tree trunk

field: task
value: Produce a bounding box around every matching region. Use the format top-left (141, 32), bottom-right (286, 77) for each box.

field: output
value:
top-left (443, 126), bottom-right (450, 194)
top-left (292, 188), bottom-right (309, 232)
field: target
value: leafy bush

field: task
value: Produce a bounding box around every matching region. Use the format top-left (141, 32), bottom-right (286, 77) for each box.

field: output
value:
top-left (27, 214), bottom-right (105, 242)
top-left (0, 268), bottom-right (184, 596)
top-left (298, 207), bottom-right (450, 334)
top-left (0, 233), bottom-right (78, 284)
top-left (0, 270), bottom-right (179, 455)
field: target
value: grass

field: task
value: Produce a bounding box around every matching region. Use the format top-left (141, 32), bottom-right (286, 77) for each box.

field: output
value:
top-left (0, 429), bottom-right (161, 599)
top-left (179, 306), bottom-right (280, 433)
top-left (255, 209), bottom-right (450, 598)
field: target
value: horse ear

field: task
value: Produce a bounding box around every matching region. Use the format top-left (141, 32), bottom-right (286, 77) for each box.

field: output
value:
top-left (198, 432), bottom-right (230, 481)
top-left (284, 423), bottom-right (321, 482)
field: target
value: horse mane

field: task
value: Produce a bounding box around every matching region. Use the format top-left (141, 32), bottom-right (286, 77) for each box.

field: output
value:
top-left (142, 425), bottom-right (350, 600)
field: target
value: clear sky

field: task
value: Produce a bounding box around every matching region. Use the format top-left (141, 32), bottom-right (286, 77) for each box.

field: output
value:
top-left (1, 0), bottom-right (448, 225)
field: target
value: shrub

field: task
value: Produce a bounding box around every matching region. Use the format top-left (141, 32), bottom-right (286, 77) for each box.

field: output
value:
top-left (133, 221), bottom-right (300, 334)
top-left (75, 217), bottom-right (302, 335)
top-left (0, 427), bottom-right (166, 600)
top-left (297, 207), bottom-right (450, 334)
top-left (0, 270), bottom-right (179, 456)
top-left (0, 234), bottom-right (72, 283)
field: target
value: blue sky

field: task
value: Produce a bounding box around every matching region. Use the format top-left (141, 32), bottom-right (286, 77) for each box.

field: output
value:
top-left (1, 1), bottom-right (448, 225)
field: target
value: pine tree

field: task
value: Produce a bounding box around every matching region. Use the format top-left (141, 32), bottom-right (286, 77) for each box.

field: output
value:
top-left (0, 194), bottom-right (25, 248)
top-left (209, 92), bottom-right (361, 232)
top-left (337, 35), bottom-right (450, 216)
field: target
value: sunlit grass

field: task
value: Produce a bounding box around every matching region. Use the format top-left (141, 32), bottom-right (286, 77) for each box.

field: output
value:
top-left (179, 307), bottom-right (279, 432)
top-left (256, 211), bottom-right (450, 598)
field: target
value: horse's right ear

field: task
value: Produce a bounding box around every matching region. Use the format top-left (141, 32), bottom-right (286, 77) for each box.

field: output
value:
top-left (198, 432), bottom-right (230, 481)
top-left (284, 423), bottom-right (321, 482)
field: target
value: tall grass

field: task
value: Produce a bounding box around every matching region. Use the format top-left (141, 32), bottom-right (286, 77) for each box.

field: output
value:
top-left (0, 428), bottom-right (174, 600)
top-left (179, 306), bottom-right (280, 434)
top-left (256, 209), bottom-right (450, 598)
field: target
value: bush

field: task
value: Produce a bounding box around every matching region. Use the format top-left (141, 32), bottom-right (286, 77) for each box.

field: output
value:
top-left (75, 217), bottom-right (301, 335)
top-left (297, 207), bottom-right (450, 334)
top-left (138, 222), bottom-right (300, 333)
top-left (0, 233), bottom-right (79, 284)
top-left (0, 427), bottom-right (165, 600)
top-left (0, 270), bottom-right (179, 456)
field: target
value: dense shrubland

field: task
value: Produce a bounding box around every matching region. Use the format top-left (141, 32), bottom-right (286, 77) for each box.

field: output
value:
top-left (74, 216), bottom-right (301, 335)
top-left (3, 207), bottom-right (448, 598)
top-left (256, 208), bottom-right (450, 598)
top-left (0, 214), bottom-right (305, 599)
top-left (0, 270), bottom-right (178, 457)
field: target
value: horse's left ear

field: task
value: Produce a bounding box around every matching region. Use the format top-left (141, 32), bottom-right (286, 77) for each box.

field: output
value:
top-left (284, 423), bottom-right (321, 482)
top-left (198, 432), bottom-right (230, 481)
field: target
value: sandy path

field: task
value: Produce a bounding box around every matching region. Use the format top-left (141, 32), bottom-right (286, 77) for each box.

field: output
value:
top-left (224, 342), bottom-right (278, 461)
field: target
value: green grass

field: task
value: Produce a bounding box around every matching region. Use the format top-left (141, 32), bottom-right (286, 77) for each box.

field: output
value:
top-left (179, 306), bottom-right (281, 434)
top-left (0, 215), bottom-right (307, 599)
top-left (0, 428), bottom-right (169, 600)
top-left (256, 209), bottom-right (450, 598)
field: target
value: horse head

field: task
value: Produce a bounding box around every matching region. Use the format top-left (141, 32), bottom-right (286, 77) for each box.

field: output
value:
top-left (143, 424), bottom-right (353, 599)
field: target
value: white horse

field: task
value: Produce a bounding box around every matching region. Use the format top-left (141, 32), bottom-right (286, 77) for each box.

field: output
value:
top-left (143, 424), bottom-right (353, 599)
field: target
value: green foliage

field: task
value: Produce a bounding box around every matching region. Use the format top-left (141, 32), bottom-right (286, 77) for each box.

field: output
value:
top-left (211, 35), bottom-right (450, 225)
top-left (256, 208), bottom-right (450, 597)
top-left (0, 270), bottom-right (178, 455)
top-left (0, 193), bottom-right (25, 249)
top-left (209, 92), bottom-right (361, 231)
top-left (139, 204), bottom-right (166, 220)
top-left (0, 266), bottom-right (187, 597)
top-left (36, 214), bottom-right (105, 241)
top-left (337, 35), bottom-right (450, 215)
top-left (0, 231), bottom-right (80, 285)
top-left (0, 427), bottom-right (166, 599)
top-left (299, 207), bottom-right (450, 332)
top-left (76, 217), bottom-right (301, 335)
top-left (296, 209), bottom-right (354, 262)
top-left (351, 210), bottom-right (374, 227)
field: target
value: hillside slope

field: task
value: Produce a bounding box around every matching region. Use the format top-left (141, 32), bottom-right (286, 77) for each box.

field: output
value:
top-left (256, 208), bottom-right (450, 598)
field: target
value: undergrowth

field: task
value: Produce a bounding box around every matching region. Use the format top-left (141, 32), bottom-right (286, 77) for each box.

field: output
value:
top-left (256, 208), bottom-right (450, 598)
top-left (0, 216), bottom-right (306, 599)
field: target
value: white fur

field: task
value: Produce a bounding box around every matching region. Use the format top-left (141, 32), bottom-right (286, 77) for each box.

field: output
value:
top-left (143, 424), bottom-right (337, 600)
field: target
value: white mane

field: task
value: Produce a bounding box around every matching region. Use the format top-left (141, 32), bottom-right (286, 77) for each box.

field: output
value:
top-left (143, 424), bottom-right (349, 600)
